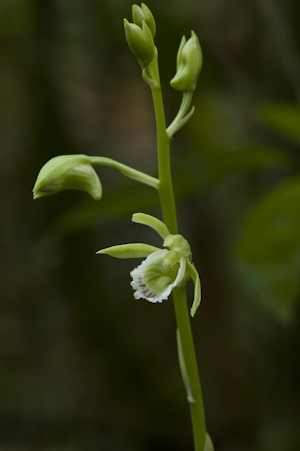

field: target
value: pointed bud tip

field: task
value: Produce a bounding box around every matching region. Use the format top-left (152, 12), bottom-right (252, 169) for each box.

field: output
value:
top-left (131, 3), bottom-right (156, 37)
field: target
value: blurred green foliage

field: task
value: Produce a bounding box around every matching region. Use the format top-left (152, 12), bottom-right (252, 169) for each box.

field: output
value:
top-left (1, 0), bottom-right (300, 450)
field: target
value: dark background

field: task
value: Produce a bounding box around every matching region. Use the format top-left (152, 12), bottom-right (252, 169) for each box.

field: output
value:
top-left (1, 0), bottom-right (300, 450)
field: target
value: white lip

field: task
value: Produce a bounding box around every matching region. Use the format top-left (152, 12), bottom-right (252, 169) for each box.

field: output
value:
top-left (130, 249), bottom-right (186, 303)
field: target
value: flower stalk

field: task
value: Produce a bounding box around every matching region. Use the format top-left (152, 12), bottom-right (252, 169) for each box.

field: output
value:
top-left (150, 50), bottom-right (206, 451)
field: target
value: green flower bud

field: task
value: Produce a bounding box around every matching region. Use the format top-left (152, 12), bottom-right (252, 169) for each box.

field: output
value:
top-left (132, 3), bottom-right (156, 37)
top-left (124, 18), bottom-right (155, 68)
top-left (33, 154), bottom-right (102, 200)
top-left (170, 31), bottom-right (203, 92)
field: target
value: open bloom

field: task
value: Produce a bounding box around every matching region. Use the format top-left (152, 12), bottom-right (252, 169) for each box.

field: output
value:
top-left (97, 213), bottom-right (201, 316)
top-left (130, 248), bottom-right (186, 303)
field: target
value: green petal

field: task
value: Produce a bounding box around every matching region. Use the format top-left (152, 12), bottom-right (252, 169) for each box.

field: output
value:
top-left (97, 243), bottom-right (160, 259)
top-left (132, 213), bottom-right (170, 239)
top-left (186, 260), bottom-right (201, 317)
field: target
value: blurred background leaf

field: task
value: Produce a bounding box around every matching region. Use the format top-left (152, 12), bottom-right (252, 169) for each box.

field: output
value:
top-left (236, 176), bottom-right (300, 322)
top-left (258, 103), bottom-right (300, 145)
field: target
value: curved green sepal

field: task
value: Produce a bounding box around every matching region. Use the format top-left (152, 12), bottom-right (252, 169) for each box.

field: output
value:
top-left (163, 234), bottom-right (191, 257)
top-left (33, 154), bottom-right (102, 200)
top-left (132, 213), bottom-right (170, 239)
top-left (186, 260), bottom-right (201, 317)
top-left (97, 243), bottom-right (160, 259)
top-left (204, 433), bottom-right (215, 451)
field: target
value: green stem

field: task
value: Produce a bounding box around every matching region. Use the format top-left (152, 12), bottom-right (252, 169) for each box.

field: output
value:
top-left (151, 52), bottom-right (206, 451)
top-left (89, 156), bottom-right (159, 189)
top-left (167, 91), bottom-right (193, 137)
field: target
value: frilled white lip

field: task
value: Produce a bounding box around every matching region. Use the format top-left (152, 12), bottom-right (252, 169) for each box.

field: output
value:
top-left (130, 249), bottom-right (186, 303)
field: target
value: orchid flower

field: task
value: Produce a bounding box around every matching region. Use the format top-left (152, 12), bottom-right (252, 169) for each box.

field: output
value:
top-left (97, 213), bottom-right (201, 317)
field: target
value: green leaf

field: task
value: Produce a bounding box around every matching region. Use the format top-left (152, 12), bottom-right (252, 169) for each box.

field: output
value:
top-left (97, 243), bottom-right (160, 259)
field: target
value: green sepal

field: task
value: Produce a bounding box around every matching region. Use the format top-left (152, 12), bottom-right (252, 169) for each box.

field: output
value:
top-left (186, 260), bottom-right (201, 317)
top-left (132, 213), bottom-right (170, 239)
top-left (33, 154), bottom-right (102, 200)
top-left (163, 234), bottom-right (191, 257)
top-left (97, 243), bottom-right (160, 259)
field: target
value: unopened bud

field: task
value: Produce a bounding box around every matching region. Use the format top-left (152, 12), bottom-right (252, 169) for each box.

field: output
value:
top-left (170, 31), bottom-right (202, 92)
top-left (132, 3), bottom-right (156, 37)
top-left (124, 19), bottom-right (155, 68)
top-left (33, 154), bottom-right (102, 200)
